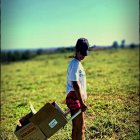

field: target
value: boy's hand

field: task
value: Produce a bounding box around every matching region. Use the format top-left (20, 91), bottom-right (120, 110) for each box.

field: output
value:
top-left (81, 103), bottom-right (87, 112)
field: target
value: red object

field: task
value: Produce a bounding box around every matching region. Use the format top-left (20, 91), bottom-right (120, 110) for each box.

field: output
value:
top-left (66, 91), bottom-right (81, 112)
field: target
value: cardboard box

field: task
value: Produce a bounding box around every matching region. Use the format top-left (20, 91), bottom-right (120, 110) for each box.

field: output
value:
top-left (30, 103), bottom-right (67, 138)
top-left (15, 122), bottom-right (46, 140)
top-left (15, 102), bottom-right (68, 139)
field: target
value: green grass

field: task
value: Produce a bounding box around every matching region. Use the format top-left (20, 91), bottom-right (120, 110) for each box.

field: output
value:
top-left (1, 48), bottom-right (139, 140)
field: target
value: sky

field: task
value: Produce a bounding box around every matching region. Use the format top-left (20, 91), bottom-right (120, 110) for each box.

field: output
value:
top-left (1, 0), bottom-right (139, 50)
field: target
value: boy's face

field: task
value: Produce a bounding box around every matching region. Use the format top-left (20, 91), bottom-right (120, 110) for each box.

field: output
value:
top-left (77, 52), bottom-right (86, 61)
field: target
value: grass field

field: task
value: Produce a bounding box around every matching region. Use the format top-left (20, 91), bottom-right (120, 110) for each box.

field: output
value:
top-left (1, 47), bottom-right (139, 140)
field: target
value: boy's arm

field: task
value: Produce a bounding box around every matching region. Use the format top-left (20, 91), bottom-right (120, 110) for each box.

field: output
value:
top-left (72, 81), bottom-right (87, 112)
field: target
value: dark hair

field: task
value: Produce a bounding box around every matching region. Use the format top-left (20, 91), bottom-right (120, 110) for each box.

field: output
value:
top-left (75, 38), bottom-right (89, 51)
top-left (75, 38), bottom-right (89, 56)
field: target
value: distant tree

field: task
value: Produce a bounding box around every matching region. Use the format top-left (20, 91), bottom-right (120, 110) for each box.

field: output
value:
top-left (21, 50), bottom-right (32, 60)
top-left (1, 51), bottom-right (16, 62)
top-left (7, 51), bottom-right (13, 62)
top-left (58, 47), bottom-right (67, 53)
top-left (1, 50), bottom-right (36, 63)
top-left (112, 41), bottom-right (119, 49)
top-left (1, 51), bottom-right (8, 62)
top-left (13, 51), bottom-right (22, 61)
top-left (129, 43), bottom-right (136, 49)
top-left (120, 40), bottom-right (125, 48)
top-left (36, 49), bottom-right (43, 55)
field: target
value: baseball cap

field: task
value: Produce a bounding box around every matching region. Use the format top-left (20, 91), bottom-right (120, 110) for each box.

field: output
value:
top-left (75, 38), bottom-right (89, 56)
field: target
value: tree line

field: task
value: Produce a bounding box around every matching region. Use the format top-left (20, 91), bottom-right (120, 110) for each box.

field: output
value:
top-left (1, 47), bottom-right (75, 63)
top-left (1, 42), bottom-right (139, 63)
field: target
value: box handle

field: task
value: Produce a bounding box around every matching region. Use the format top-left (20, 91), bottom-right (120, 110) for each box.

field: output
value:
top-left (67, 109), bottom-right (81, 122)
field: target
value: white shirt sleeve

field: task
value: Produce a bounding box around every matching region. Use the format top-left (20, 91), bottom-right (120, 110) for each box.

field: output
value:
top-left (68, 62), bottom-right (79, 81)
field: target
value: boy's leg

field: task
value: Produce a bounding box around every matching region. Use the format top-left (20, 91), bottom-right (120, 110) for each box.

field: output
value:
top-left (72, 112), bottom-right (85, 140)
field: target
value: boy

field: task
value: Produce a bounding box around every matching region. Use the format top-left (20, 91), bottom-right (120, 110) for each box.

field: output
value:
top-left (66, 38), bottom-right (89, 140)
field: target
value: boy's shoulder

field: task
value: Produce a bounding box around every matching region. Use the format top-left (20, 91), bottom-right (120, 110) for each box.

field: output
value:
top-left (69, 58), bottom-right (79, 66)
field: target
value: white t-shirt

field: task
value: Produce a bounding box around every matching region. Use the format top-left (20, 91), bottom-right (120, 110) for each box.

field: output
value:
top-left (66, 58), bottom-right (87, 100)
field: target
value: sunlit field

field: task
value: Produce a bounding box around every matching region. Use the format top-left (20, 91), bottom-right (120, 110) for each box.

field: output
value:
top-left (1, 48), bottom-right (139, 140)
